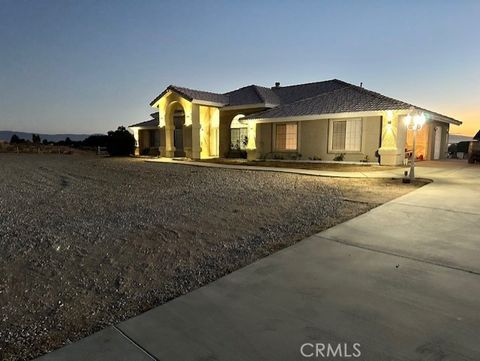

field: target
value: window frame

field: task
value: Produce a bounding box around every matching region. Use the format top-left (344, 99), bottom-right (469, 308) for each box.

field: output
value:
top-left (274, 122), bottom-right (298, 151)
top-left (328, 118), bottom-right (363, 153)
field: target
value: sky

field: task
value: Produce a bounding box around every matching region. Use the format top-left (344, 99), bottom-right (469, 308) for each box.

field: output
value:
top-left (0, 0), bottom-right (479, 136)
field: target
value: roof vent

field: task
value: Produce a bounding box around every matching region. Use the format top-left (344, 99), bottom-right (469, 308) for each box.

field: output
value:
top-left (275, 82), bottom-right (280, 88)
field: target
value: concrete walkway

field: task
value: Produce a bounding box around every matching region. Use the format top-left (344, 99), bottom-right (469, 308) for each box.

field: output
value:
top-left (37, 160), bottom-right (480, 361)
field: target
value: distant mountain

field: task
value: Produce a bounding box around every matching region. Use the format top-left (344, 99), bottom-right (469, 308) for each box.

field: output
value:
top-left (0, 130), bottom-right (95, 142)
top-left (449, 134), bottom-right (474, 144)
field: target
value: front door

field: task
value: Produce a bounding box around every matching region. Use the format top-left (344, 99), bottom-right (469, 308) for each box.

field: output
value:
top-left (434, 126), bottom-right (442, 160)
top-left (173, 114), bottom-right (185, 157)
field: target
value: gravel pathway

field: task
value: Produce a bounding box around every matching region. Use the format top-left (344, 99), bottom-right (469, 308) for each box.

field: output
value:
top-left (0, 154), bottom-right (422, 360)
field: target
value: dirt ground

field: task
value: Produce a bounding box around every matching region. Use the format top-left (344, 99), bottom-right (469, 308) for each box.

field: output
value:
top-left (198, 158), bottom-right (406, 172)
top-left (0, 154), bottom-right (425, 360)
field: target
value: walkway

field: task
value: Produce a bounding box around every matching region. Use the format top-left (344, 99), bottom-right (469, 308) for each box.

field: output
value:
top-left (37, 160), bottom-right (480, 361)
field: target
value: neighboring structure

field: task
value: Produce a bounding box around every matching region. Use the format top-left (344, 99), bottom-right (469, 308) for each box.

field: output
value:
top-left (130, 79), bottom-right (462, 165)
top-left (130, 113), bottom-right (161, 156)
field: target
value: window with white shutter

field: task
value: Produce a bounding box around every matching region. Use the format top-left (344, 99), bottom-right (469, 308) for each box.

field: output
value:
top-left (330, 119), bottom-right (362, 152)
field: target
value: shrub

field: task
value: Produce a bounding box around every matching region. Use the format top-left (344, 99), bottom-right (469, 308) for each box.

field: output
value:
top-left (82, 134), bottom-right (109, 148)
top-left (333, 153), bottom-right (345, 161)
top-left (9, 135), bottom-right (25, 144)
top-left (107, 126), bottom-right (135, 156)
top-left (226, 149), bottom-right (247, 159)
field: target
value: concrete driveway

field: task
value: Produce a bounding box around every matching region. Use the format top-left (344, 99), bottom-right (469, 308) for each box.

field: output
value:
top-left (38, 160), bottom-right (480, 361)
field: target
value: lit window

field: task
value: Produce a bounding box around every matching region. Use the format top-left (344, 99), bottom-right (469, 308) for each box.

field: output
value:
top-left (230, 115), bottom-right (248, 150)
top-left (276, 123), bottom-right (297, 150)
top-left (331, 119), bottom-right (362, 151)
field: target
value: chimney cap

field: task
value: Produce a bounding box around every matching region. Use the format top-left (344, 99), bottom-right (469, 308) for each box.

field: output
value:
top-left (274, 82), bottom-right (280, 88)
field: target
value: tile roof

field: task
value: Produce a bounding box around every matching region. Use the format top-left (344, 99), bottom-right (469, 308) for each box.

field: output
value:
top-left (243, 82), bottom-right (411, 119)
top-left (150, 85), bottom-right (229, 106)
top-left (271, 79), bottom-right (349, 104)
top-left (223, 85), bottom-right (281, 106)
top-left (149, 79), bottom-right (461, 125)
top-left (243, 80), bottom-right (462, 125)
top-left (224, 86), bottom-right (264, 106)
top-left (130, 118), bottom-right (158, 128)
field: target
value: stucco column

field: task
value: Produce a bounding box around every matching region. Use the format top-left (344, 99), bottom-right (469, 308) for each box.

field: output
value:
top-left (378, 111), bottom-right (407, 166)
top-left (132, 128), bottom-right (140, 156)
top-left (246, 120), bottom-right (259, 160)
top-left (210, 108), bottom-right (220, 157)
top-left (164, 125), bottom-right (174, 157)
top-left (191, 104), bottom-right (201, 159)
top-left (158, 108), bottom-right (168, 157)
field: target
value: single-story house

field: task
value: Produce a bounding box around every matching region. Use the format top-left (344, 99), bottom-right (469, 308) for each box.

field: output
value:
top-left (129, 79), bottom-right (462, 165)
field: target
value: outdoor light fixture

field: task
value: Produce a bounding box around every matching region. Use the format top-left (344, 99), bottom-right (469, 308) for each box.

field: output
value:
top-left (404, 110), bottom-right (426, 180)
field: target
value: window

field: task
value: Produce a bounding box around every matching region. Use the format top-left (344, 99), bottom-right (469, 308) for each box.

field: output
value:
top-left (231, 128), bottom-right (248, 150)
top-left (276, 123), bottom-right (297, 150)
top-left (230, 115), bottom-right (248, 150)
top-left (330, 119), bottom-right (362, 151)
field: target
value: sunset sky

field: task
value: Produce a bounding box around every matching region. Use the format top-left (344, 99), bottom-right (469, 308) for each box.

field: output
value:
top-left (1, 0), bottom-right (479, 136)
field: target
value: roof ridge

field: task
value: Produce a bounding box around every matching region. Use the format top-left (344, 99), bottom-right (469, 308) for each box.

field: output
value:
top-left (267, 85), bottom-right (350, 109)
top-left (252, 85), bottom-right (266, 103)
top-left (223, 84), bottom-right (271, 94)
top-left (271, 79), bottom-right (346, 89)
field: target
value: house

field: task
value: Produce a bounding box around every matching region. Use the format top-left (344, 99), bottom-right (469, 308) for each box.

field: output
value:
top-left (129, 79), bottom-right (462, 165)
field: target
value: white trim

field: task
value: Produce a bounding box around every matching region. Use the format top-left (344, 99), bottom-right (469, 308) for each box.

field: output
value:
top-left (248, 109), bottom-right (461, 126)
top-left (426, 112), bottom-right (462, 126)
top-left (129, 125), bottom-right (160, 130)
top-left (191, 99), bottom-right (226, 107)
top-left (222, 103), bottom-right (268, 111)
top-left (251, 110), bottom-right (407, 123)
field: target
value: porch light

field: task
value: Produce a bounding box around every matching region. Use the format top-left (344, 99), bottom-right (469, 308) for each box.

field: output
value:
top-left (404, 111), bottom-right (426, 181)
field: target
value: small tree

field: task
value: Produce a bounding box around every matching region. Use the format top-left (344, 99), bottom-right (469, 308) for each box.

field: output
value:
top-left (10, 134), bottom-right (20, 144)
top-left (82, 134), bottom-right (108, 147)
top-left (42, 139), bottom-right (49, 145)
top-left (32, 134), bottom-right (41, 143)
top-left (107, 126), bottom-right (135, 156)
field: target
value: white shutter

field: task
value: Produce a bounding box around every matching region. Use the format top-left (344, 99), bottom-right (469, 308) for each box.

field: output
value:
top-left (345, 119), bottom-right (362, 151)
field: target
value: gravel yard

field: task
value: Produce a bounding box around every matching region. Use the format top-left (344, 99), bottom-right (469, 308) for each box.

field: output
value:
top-left (0, 154), bottom-right (424, 360)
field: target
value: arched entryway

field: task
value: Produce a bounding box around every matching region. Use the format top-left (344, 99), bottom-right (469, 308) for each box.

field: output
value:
top-left (172, 105), bottom-right (186, 157)
top-left (230, 114), bottom-right (248, 150)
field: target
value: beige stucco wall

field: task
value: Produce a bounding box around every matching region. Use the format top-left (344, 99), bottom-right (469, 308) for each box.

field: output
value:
top-left (257, 123), bottom-right (272, 156)
top-left (198, 105), bottom-right (220, 158)
top-left (255, 116), bottom-right (382, 162)
top-left (427, 121), bottom-right (450, 160)
top-left (300, 116), bottom-right (381, 161)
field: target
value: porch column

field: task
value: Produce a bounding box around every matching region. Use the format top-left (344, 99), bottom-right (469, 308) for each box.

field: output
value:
top-left (159, 108), bottom-right (174, 157)
top-left (191, 104), bottom-right (201, 159)
top-left (132, 128), bottom-right (140, 156)
top-left (210, 108), bottom-right (220, 157)
top-left (164, 124), bottom-right (174, 157)
top-left (246, 120), bottom-right (259, 160)
top-left (378, 111), bottom-right (407, 166)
